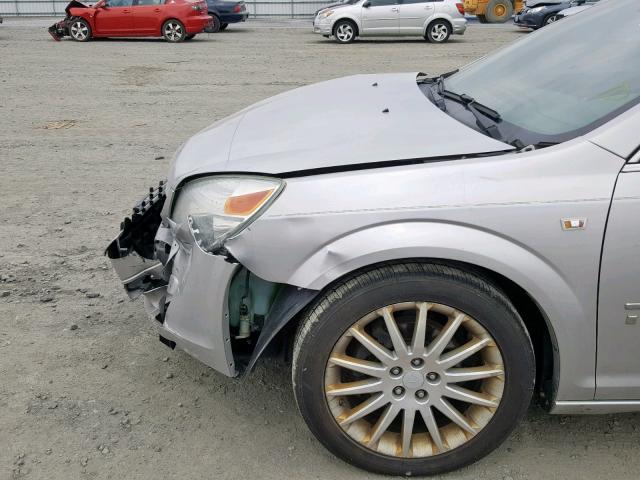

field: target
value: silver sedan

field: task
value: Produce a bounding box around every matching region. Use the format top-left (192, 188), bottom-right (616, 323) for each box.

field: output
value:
top-left (107, 0), bottom-right (640, 475)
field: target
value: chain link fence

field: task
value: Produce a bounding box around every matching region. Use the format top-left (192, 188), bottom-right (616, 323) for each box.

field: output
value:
top-left (0, 0), bottom-right (333, 17)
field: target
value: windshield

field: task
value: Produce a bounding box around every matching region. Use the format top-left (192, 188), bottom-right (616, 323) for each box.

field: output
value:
top-left (445, 0), bottom-right (640, 143)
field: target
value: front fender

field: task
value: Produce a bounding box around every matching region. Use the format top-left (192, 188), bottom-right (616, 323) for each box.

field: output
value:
top-left (229, 220), bottom-right (591, 401)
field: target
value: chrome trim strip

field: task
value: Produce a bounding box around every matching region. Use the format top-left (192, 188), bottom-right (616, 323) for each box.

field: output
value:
top-left (551, 400), bottom-right (640, 414)
top-left (624, 302), bottom-right (640, 310)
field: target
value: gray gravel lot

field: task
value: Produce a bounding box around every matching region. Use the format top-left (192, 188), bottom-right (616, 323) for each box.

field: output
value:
top-left (1, 18), bottom-right (639, 480)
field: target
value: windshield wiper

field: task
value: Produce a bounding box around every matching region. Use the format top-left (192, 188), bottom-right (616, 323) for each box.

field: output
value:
top-left (442, 90), bottom-right (504, 140)
top-left (418, 70), bottom-right (458, 110)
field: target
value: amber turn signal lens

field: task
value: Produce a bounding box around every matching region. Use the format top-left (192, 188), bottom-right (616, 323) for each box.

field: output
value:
top-left (224, 189), bottom-right (274, 216)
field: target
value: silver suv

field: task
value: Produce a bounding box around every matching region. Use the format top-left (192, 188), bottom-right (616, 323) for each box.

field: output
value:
top-left (313, 0), bottom-right (467, 43)
top-left (108, 0), bottom-right (640, 476)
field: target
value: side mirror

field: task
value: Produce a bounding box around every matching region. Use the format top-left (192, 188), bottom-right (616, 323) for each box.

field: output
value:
top-left (363, 0), bottom-right (371, 7)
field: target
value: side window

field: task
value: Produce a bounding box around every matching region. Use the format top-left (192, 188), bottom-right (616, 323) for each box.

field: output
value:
top-left (136, 0), bottom-right (164, 5)
top-left (109, 0), bottom-right (134, 6)
top-left (369, 0), bottom-right (397, 6)
top-left (401, 0), bottom-right (428, 4)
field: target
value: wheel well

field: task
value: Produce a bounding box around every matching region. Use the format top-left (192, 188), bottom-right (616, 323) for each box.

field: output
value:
top-left (270, 258), bottom-right (556, 406)
top-left (426, 17), bottom-right (453, 35)
top-left (333, 18), bottom-right (359, 37)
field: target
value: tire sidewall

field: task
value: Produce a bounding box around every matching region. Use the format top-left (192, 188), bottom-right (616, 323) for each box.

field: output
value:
top-left (484, 0), bottom-right (513, 23)
top-left (205, 15), bottom-right (221, 33)
top-left (163, 19), bottom-right (186, 42)
top-left (333, 20), bottom-right (356, 43)
top-left (69, 18), bottom-right (91, 42)
top-left (294, 270), bottom-right (534, 476)
top-left (426, 20), bottom-right (451, 43)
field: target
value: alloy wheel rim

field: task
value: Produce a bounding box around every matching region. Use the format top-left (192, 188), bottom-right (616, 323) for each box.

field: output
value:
top-left (336, 24), bottom-right (353, 42)
top-left (70, 21), bottom-right (88, 40)
top-left (546, 15), bottom-right (557, 24)
top-left (165, 22), bottom-right (182, 41)
top-left (431, 24), bottom-right (448, 41)
top-left (324, 302), bottom-right (505, 458)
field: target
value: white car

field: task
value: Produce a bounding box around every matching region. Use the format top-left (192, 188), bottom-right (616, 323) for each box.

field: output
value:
top-left (313, 0), bottom-right (467, 43)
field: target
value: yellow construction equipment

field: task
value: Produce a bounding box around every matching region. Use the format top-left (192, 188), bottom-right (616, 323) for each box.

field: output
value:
top-left (464, 0), bottom-right (524, 23)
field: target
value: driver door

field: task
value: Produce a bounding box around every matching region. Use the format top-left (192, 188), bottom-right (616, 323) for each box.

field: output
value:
top-left (94, 0), bottom-right (135, 35)
top-left (596, 160), bottom-right (640, 399)
top-left (361, 0), bottom-right (400, 35)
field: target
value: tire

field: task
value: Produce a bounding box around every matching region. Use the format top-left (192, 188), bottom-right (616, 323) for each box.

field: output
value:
top-left (68, 18), bottom-right (91, 42)
top-left (292, 262), bottom-right (535, 476)
top-left (543, 14), bottom-right (559, 26)
top-left (204, 15), bottom-right (221, 33)
top-left (220, 23), bottom-right (229, 31)
top-left (477, 14), bottom-right (488, 24)
top-left (425, 20), bottom-right (451, 43)
top-left (162, 19), bottom-right (186, 42)
top-left (484, 0), bottom-right (513, 23)
top-left (333, 19), bottom-right (356, 44)
top-left (185, 34), bottom-right (196, 40)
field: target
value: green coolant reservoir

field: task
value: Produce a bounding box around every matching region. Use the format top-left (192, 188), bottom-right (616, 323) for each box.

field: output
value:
top-left (228, 268), bottom-right (281, 331)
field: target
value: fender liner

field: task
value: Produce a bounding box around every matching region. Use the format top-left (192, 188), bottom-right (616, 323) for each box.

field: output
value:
top-left (244, 285), bottom-right (318, 373)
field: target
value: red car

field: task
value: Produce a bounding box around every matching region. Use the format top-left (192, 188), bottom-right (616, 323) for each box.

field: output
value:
top-left (48, 0), bottom-right (211, 42)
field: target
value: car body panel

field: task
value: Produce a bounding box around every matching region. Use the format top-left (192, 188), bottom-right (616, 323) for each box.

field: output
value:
top-left (51, 0), bottom-right (211, 39)
top-left (313, 0), bottom-right (466, 38)
top-left (596, 167), bottom-right (640, 399)
top-left (223, 138), bottom-right (624, 401)
top-left (514, 1), bottom-right (571, 29)
top-left (167, 73), bottom-right (513, 187)
top-left (205, 0), bottom-right (249, 24)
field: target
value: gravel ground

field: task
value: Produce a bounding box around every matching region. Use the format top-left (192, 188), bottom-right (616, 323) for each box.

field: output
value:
top-left (1, 17), bottom-right (639, 480)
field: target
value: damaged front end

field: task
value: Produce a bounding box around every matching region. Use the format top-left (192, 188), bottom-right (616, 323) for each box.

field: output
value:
top-left (48, 0), bottom-right (91, 40)
top-left (106, 176), bottom-right (313, 377)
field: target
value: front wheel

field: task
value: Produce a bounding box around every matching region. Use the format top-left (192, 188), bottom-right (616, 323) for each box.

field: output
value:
top-left (163, 19), bottom-right (186, 42)
top-left (333, 19), bottom-right (356, 44)
top-left (292, 263), bottom-right (535, 476)
top-left (69, 18), bottom-right (91, 42)
top-left (425, 20), bottom-right (451, 43)
top-left (544, 14), bottom-right (559, 26)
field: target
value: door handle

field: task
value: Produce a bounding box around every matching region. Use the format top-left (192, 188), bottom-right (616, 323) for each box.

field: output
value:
top-left (154, 8), bottom-right (161, 11)
top-left (391, 7), bottom-right (399, 11)
top-left (123, 9), bottom-right (131, 13)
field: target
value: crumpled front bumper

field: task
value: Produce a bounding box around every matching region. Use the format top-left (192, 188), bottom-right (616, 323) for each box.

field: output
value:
top-left (48, 19), bottom-right (68, 41)
top-left (106, 183), bottom-right (239, 377)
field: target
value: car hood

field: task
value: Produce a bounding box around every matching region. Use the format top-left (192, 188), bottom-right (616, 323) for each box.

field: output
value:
top-left (560, 4), bottom-right (591, 15)
top-left (168, 73), bottom-right (514, 186)
top-left (525, 0), bottom-right (566, 7)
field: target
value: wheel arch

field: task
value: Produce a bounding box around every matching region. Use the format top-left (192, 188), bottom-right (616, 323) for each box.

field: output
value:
top-left (424, 15), bottom-right (453, 36)
top-left (332, 16), bottom-right (360, 37)
top-left (160, 17), bottom-right (184, 36)
top-left (232, 220), bottom-right (590, 403)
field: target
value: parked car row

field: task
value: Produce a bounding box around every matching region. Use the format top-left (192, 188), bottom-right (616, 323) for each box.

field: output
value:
top-left (48, 0), bottom-right (247, 42)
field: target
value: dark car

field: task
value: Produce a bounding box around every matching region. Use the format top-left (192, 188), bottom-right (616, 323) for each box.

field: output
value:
top-left (204, 0), bottom-right (248, 32)
top-left (514, 0), bottom-right (591, 28)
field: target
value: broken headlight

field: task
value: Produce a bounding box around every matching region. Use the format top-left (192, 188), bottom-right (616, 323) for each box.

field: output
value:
top-left (171, 176), bottom-right (284, 254)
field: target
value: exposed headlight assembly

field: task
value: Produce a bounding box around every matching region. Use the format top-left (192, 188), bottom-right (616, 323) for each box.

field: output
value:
top-left (171, 176), bottom-right (284, 254)
top-left (320, 9), bottom-right (335, 17)
top-left (529, 6), bottom-right (545, 13)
